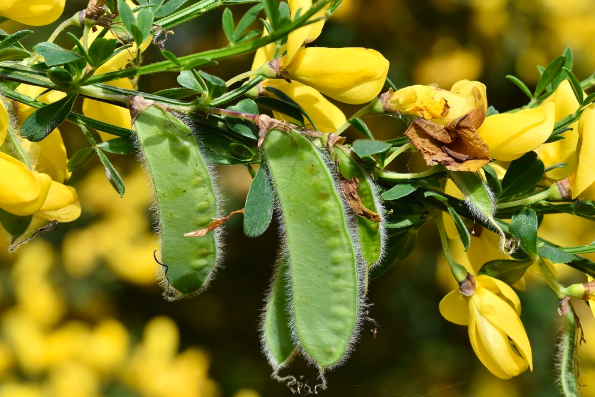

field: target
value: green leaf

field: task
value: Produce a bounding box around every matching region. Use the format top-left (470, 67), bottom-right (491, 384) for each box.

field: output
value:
top-left (177, 70), bottom-right (203, 92)
top-left (535, 55), bottom-right (566, 96)
top-left (97, 137), bottom-right (137, 154)
top-left (500, 152), bottom-right (544, 200)
top-left (446, 204), bottom-right (470, 251)
top-left (483, 163), bottom-right (502, 197)
top-left (88, 38), bottom-right (118, 68)
top-left (222, 8), bottom-right (235, 43)
top-left (244, 165), bottom-right (274, 237)
top-left (424, 190), bottom-right (447, 202)
top-left (154, 0), bottom-right (188, 18)
top-left (584, 92), bottom-right (595, 107)
top-left (348, 118), bottom-right (374, 139)
top-left (544, 162), bottom-right (567, 173)
top-left (253, 96), bottom-right (304, 124)
top-left (234, 4), bottom-right (264, 41)
top-left (552, 46), bottom-right (573, 90)
top-left (381, 183), bottom-right (418, 201)
top-left (33, 42), bottom-right (82, 67)
top-left (538, 245), bottom-right (574, 264)
top-left (262, 0), bottom-right (280, 30)
top-left (97, 150), bottom-right (125, 197)
top-left (66, 33), bottom-right (93, 65)
top-left (118, 0), bottom-right (135, 34)
top-left (0, 47), bottom-right (30, 61)
top-left (46, 67), bottom-right (74, 89)
top-left (265, 86), bottom-right (316, 130)
top-left (20, 93), bottom-right (78, 142)
top-left (153, 87), bottom-right (197, 99)
top-left (0, 208), bottom-right (32, 243)
top-left (225, 99), bottom-right (258, 139)
top-left (198, 70), bottom-right (227, 100)
top-left (161, 50), bottom-right (182, 67)
top-left (236, 29), bottom-right (262, 43)
top-left (510, 208), bottom-right (538, 257)
top-left (67, 147), bottom-right (96, 172)
top-left (352, 139), bottom-right (391, 158)
top-left (506, 75), bottom-right (533, 99)
top-left (229, 143), bottom-right (254, 160)
top-left (478, 259), bottom-right (534, 285)
top-left (0, 30), bottom-right (32, 52)
top-left (149, 0), bottom-right (165, 8)
top-left (563, 67), bottom-right (584, 105)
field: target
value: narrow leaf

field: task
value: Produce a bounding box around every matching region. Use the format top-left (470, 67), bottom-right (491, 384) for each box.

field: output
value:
top-left (265, 86), bottom-right (316, 130)
top-left (154, 0), bottom-right (188, 18)
top-left (563, 67), bottom-right (584, 105)
top-left (88, 38), bottom-right (118, 68)
top-left (478, 259), bottom-right (534, 285)
top-left (535, 55), bottom-right (566, 96)
top-left (97, 137), bottom-right (137, 154)
top-left (352, 139), bottom-right (391, 158)
top-left (483, 163), bottom-right (502, 197)
top-left (381, 183), bottom-right (418, 201)
top-left (0, 30), bottom-right (32, 52)
top-left (222, 8), bottom-right (235, 42)
top-left (244, 165), bottom-right (274, 237)
top-left (97, 150), bottom-right (125, 197)
top-left (225, 99), bottom-right (258, 139)
top-left (177, 70), bottom-right (203, 92)
top-left (117, 0), bottom-right (135, 33)
top-left (552, 46), bottom-right (574, 89)
top-left (506, 75), bottom-right (533, 99)
top-left (446, 204), bottom-right (470, 251)
top-left (262, 0), bottom-right (280, 30)
top-left (234, 4), bottom-right (264, 41)
top-left (539, 245), bottom-right (574, 264)
top-left (67, 147), bottom-right (96, 172)
top-left (20, 93), bottom-right (78, 142)
top-left (348, 118), bottom-right (374, 139)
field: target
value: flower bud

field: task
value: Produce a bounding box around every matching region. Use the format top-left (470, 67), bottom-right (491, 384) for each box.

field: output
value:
top-left (478, 103), bottom-right (555, 161)
top-left (281, 47), bottom-right (390, 104)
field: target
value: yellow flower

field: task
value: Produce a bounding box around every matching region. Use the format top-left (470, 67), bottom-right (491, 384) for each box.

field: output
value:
top-left (537, 80), bottom-right (582, 181)
top-left (439, 275), bottom-right (533, 379)
top-left (286, 0), bottom-right (327, 64)
top-left (0, 102), bottom-right (8, 146)
top-left (280, 47), bottom-right (389, 104)
top-left (261, 79), bottom-right (346, 132)
top-left (0, 0), bottom-right (65, 26)
top-left (570, 104), bottom-right (595, 199)
top-left (384, 79), bottom-right (487, 125)
top-left (478, 103), bottom-right (556, 161)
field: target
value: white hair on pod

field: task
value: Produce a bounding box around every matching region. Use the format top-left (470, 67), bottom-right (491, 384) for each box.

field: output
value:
top-left (134, 106), bottom-right (226, 301)
top-left (260, 130), bottom-right (368, 392)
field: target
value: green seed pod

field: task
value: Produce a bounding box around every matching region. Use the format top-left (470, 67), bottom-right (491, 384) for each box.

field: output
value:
top-left (261, 255), bottom-right (296, 373)
top-left (131, 97), bottom-right (222, 300)
top-left (261, 125), bottom-right (364, 382)
top-left (332, 145), bottom-right (385, 270)
top-left (46, 66), bottom-right (74, 89)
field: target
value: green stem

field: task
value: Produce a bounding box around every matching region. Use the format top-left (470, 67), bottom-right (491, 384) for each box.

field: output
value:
top-left (78, 86), bottom-right (131, 105)
top-left (226, 70), bottom-right (261, 87)
top-left (6, 125), bottom-right (31, 168)
top-left (158, 0), bottom-right (223, 29)
top-left (383, 142), bottom-right (414, 168)
top-left (83, 0), bottom-right (331, 85)
top-left (334, 100), bottom-right (378, 136)
top-left (246, 164), bottom-right (256, 179)
top-left (378, 165), bottom-right (443, 181)
top-left (536, 256), bottom-right (566, 299)
top-left (581, 73), bottom-right (595, 91)
top-left (496, 189), bottom-right (552, 210)
top-left (82, 23), bottom-right (91, 51)
top-left (434, 210), bottom-right (469, 283)
top-left (210, 107), bottom-right (256, 121)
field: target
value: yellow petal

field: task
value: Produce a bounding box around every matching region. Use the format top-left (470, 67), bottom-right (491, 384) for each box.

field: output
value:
top-left (473, 285), bottom-right (532, 371)
top-left (477, 275), bottom-right (522, 315)
top-left (0, 0), bottom-right (65, 26)
top-left (252, 43), bottom-right (276, 70)
top-left (468, 302), bottom-right (529, 379)
top-left (35, 128), bottom-right (69, 183)
top-left (264, 79), bottom-right (346, 132)
top-left (36, 181), bottom-right (81, 223)
top-left (387, 80), bottom-right (487, 125)
top-left (0, 152), bottom-right (51, 216)
top-left (479, 102), bottom-right (555, 161)
top-left (538, 80), bottom-right (581, 180)
top-left (439, 290), bottom-right (469, 325)
top-left (286, 0), bottom-right (327, 64)
top-left (282, 47), bottom-right (389, 104)
top-left (82, 78), bottom-right (134, 142)
top-left (0, 102), bottom-right (8, 147)
top-left (572, 104), bottom-right (595, 198)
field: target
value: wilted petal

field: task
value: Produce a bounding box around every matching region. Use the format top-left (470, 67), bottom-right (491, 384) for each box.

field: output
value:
top-left (263, 80), bottom-right (346, 132)
top-left (0, 0), bottom-right (65, 26)
top-left (282, 47), bottom-right (389, 104)
top-left (0, 152), bottom-right (52, 216)
top-left (36, 181), bottom-right (81, 222)
top-left (479, 102), bottom-right (555, 161)
top-left (439, 290), bottom-right (469, 326)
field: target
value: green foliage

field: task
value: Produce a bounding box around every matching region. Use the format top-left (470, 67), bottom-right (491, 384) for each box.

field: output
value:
top-left (510, 208), bottom-right (538, 257)
top-left (20, 93), bottom-right (78, 142)
top-left (500, 152), bottom-right (544, 201)
top-left (244, 165), bottom-right (274, 238)
top-left (33, 42), bottom-right (82, 66)
top-left (478, 259), bottom-right (534, 285)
